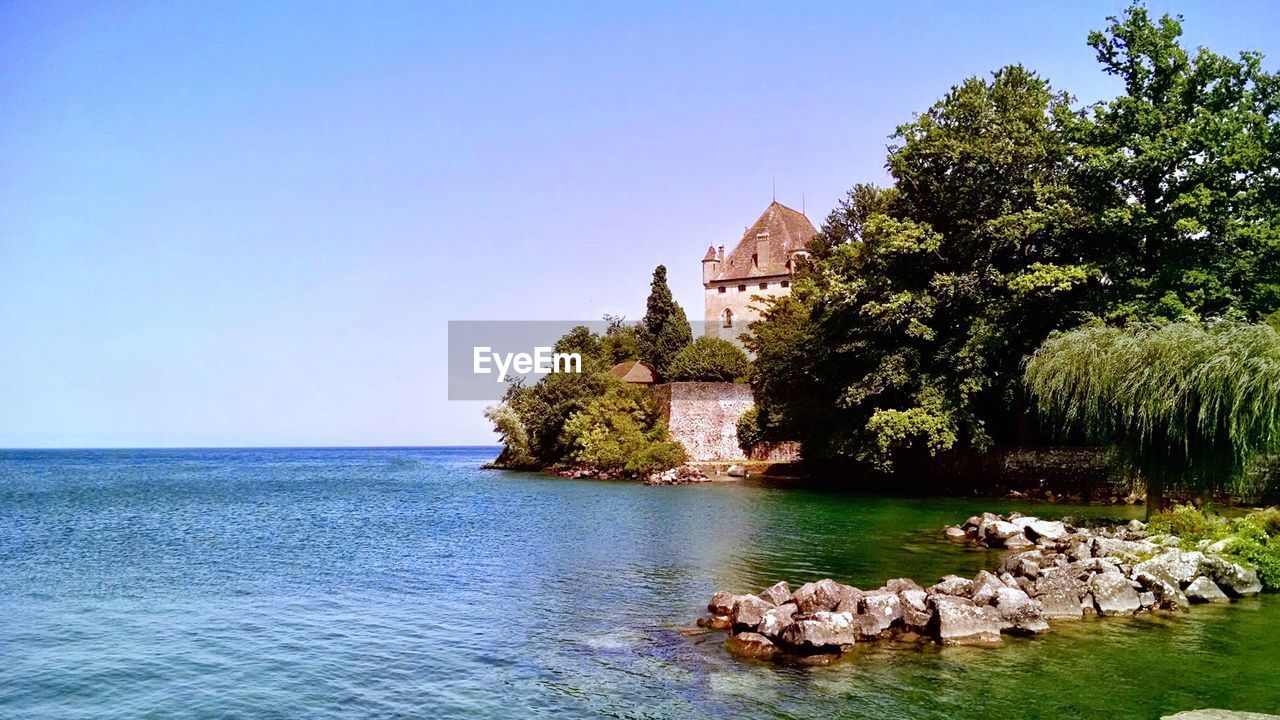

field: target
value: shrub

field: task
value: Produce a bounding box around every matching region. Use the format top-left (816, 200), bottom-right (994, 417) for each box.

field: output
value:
top-left (736, 407), bottom-right (765, 452)
top-left (667, 336), bottom-right (750, 382)
top-left (1148, 504), bottom-right (1210, 539)
top-left (561, 382), bottom-right (686, 476)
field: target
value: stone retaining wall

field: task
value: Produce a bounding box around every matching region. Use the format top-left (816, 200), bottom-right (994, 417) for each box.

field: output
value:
top-left (651, 382), bottom-right (754, 462)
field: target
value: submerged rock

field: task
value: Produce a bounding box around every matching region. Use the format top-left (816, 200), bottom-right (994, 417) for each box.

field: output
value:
top-left (726, 632), bottom-right (778, 660)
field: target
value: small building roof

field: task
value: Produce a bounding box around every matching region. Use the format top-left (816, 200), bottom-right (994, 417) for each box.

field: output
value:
top-left (710, 201), bottom-right (817, 281)
top-left (702, 245), bottom-right (718, 261)
top-left (609, 360), bottom-right (657, 384)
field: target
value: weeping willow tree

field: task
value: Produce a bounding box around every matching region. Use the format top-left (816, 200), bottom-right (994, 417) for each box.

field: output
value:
top-left (1025, 318), bottom-right (1280, 515)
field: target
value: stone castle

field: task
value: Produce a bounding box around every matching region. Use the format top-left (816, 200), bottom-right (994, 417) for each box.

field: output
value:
top-left (701, 201), bottom-right (817, 344)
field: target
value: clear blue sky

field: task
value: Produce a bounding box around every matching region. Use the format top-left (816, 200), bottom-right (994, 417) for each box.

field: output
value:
top-left (3, 1), bottom-right (1278, 447)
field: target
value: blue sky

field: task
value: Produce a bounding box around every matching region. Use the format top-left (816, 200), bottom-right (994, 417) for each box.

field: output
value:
top-left (2, 1), bottom-right (1278, 447)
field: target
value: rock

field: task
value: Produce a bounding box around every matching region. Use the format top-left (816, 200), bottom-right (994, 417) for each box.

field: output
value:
top-left (1185, 576), bottom-right (1230, 604)
top-left (1033, 572), bottom-right (1086, 620)
top-left (1089, 571), bottom-right (1142, 616)
top-left (1025, 519), bottom-right (1069, 542)
top-left (1093, 537), bottom-right (1151, 561)
top-left (994, 587), bottom-right (1049, 634)
top-left (970, 571), bottom-right (1005, 606)
top-left (697, 614), bottom-right (732, 630)
top-left (727, 464), bottom-right (746, 477)
top-left (1133, 550), bottom-right (1205, 587)
top-left (860, 591), bottom-right (903, 635)
top-left (1010, 516), bottom-right (1039, 529)
top-left (1200, 555), bottom-right (1262, 597)
top-left (928, 575), bottom-right (974, 597)
top-left (944, 526), bottom-right (969, 542)
top-left (984, 520), bottom-right (1026, 546)
top-left (1066, 538), bottom-right (1093, 562)
top-left (883, 578), bottom-right (923, 594)
top-left (1139, 591), bottom-right (1156, 608)
top-left (834, 584), bottom-right (865, 613)
top-left (792, 579), bottom-right (844, 613)
top-left (1127, 519), bottom-right (1146, 532)
top-left (899, 589), bottom-right (932, 630)
top-left (928, 595), bottom-right (1003, 645)
top-left (1134, 570), bottom-right (1189, 610)
top-left (757, 603), bottom-right (797, 638)
top-left (759, 581), bottom-right (791, 606)
top-left (780, 611), bottom-right (868, 650)
top-left (1004, 534), bottom-right (1036, 550)
top-left (1206, 538), bottom-right (1237, 554)
top-left (731, 594), bottom-right (775, 629)
top-left (726, 632), bottom-right (778, 660)
top-left (708, 591), bottom-right (740, 615)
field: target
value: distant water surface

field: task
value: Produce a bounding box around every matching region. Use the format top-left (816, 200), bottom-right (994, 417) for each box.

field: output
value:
top-left (2, 447), bottom-right (1276, 718)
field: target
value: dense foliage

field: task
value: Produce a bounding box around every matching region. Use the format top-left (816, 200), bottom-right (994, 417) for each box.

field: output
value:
top-left (748, 6), bottom-right (1280, 471)
top-left (486, 323), bottom-right (684, 477)
top-left (1149, 505), bottom-right (1280, 589)
top-left (1025, 318), bottom-right (1280, 510)
top-left (666, 336), bottom-right (750, 382)
top-left (639, 265), bottom-right (694, 378)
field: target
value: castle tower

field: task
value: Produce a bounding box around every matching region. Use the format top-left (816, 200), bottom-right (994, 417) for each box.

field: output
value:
top-left (701, 201), bottom-right (817, 345)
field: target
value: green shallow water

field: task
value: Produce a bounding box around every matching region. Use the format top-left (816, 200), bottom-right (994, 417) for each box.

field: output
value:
top-left (1, 447), bottom-right (1276, 718)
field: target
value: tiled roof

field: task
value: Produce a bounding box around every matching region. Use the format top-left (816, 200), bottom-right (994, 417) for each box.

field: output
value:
top-left (711, 201), bottom-right (817, 281)
top-left (702, 245), bottom-right (718, 261)
top-left (609, 360), bottom-right (657, 384)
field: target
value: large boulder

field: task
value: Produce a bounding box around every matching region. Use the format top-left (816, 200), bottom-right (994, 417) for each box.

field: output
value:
top-left (1134, 570), bottom-right (1190, 610)
top-left (860, 591), bottom-right (903, 635)
top-left (792, 579), bottom-right (844, 613)
top-left (1185, 576), bottom-right (1230, 604)
top-left (731, 594), bottom-right (775, 629)
top-left (1200, 555), bottom-right (1263, 597)
top-left (928, 575), bottom-right (974, 597)
top-left (708, 591), bottom-right (740, 616)
top-left (759, 581), bottom-right (791, 606)
top-left (780, 611), bottom-right (868, 650)
top-left (757, 603), bottom-right (797, 638)
top-left (1025, 519), bottom-right (1069, 542)
top-left (1133, 550), bottom-right (1205, 587)
top-left (883, 578), bottom-right (924, 594)
top-left (899, 589), bottom-right (932, 630)
top-left (984, 520), bottom-right (1027, 547)
top-left (1032, 572), bottom-right (1086, 620)
top-left (1089, 571), bottom-right (1142, 616)
top-left (970, 571), bottom-right (1006, 606)
top-left (994, 586), bottom-right (1049, 634)
top-left (835, 584), bottom-right (865, 613)
top-left (928, 595), bottom-right (1003, 645)
top-left (726, 632), bottom-right (778, 660)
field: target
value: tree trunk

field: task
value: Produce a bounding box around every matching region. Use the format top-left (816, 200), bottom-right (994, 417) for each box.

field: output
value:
top-left (1145, 478), bottom-right (1164, 521)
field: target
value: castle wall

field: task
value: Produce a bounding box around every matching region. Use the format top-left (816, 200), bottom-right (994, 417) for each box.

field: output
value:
top-left (650, 382), bottom-right (754, 462)
top-left (702, 276), bottom-right (790, 346)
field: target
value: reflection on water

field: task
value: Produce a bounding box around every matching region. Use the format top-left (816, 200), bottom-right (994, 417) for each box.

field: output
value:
top-left (1, 447), bottom-right (1275, 718)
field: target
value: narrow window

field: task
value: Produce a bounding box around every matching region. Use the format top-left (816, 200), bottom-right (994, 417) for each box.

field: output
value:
top-left (759, 282), bottom-right (768, 290)
top-left (718, 286), bottom-right (726, 294)
top-left (781, 280), bottom-right (790, 288)
top-left (738, 284), bottom-right (746, 292)
top-left (723, 309), bottom-right (733, 328)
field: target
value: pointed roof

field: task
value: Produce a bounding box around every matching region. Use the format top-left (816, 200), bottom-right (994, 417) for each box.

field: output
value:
top-left (609, 360), bottom-right (657, 384)
top-left (712, 201), bottom-right (817, 281)
top-left (702, 245), bottom-right (718, 261)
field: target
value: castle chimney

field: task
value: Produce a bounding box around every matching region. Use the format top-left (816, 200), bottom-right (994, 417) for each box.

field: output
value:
top-left (717, 245), bottom-right (724, 261)
top-left (755, 232), bottom-right (771, 272)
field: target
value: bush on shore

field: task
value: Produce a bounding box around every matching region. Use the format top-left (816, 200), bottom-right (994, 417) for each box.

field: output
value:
top-left (1148, 504), bottom-right (1280, 589)
top-left (667, 336), bottom-right (750, 383)
top-left (561, 382), bottom-right (686, 476)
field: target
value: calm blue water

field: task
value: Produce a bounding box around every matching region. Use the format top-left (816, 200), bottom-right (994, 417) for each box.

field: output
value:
top-left (2, 447), bottom-right (1277, 718)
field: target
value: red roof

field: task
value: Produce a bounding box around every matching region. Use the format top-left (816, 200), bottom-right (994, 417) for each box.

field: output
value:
top-left (609, 360), bottom-right (657, 384)
top-left (710, 201), bottom-right (817, 281)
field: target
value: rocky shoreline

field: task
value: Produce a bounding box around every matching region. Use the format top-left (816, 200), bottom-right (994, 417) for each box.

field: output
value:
top-left (697, 512), bottom-right (1264, 664)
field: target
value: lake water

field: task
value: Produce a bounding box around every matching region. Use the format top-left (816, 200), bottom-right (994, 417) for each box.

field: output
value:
top-left (2, 446), bottom-right (1276, 718)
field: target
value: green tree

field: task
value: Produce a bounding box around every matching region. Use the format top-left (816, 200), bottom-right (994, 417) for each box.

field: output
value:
top-left (1025, 318), bottom-right (1280, 515)
top-left (600, 314), bottom-right (644, 365)
top-left (561, 381), bottom-right (686, 476)
top-left (639, 265), bottom-right (693, 377)
top-left (1073, 5), bottom-right (1280, 319)
top-left (666, 336), bottom-right (750, 382)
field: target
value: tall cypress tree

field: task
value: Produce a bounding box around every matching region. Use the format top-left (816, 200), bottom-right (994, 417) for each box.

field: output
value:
top-left (639, 265), bottom-right (693, 378)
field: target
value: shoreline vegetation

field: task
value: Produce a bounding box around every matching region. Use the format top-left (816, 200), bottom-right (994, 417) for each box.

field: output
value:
top-left (697, 507), bottom-right (1278, 665)
top-left (487, 6), bottom-right (1280, 513)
